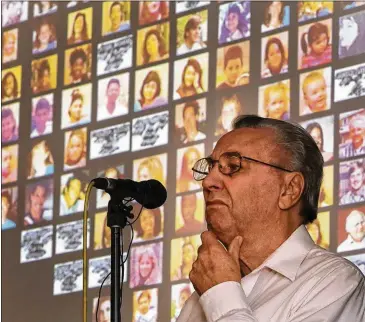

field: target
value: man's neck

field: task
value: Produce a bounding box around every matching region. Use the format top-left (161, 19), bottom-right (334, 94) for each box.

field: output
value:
top-left (106, 101), bottom-right (116, 114)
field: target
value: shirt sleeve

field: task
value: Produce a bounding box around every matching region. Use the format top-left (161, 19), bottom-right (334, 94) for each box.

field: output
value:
top-left (199, 282), bottom-right (259, 322)
top-left (289, 265), bottom-right (365, 322)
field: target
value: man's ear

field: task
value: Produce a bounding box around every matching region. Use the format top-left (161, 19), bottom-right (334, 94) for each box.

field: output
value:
top-left (278, 172), bottom-right (305, 210)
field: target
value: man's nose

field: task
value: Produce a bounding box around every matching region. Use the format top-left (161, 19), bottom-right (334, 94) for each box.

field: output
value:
top-left (202, 163), bottom-right (224, 192)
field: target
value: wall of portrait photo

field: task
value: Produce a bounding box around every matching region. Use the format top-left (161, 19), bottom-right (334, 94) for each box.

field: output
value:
top-left (1, 1), bottom-right (365, 322)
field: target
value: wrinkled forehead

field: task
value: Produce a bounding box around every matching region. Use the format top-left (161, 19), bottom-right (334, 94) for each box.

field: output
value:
top-left (212, 127), bottom-right (284, 161)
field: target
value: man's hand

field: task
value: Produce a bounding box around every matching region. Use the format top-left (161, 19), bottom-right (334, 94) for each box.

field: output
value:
top-left (189, 231), bottom-right (243, 296)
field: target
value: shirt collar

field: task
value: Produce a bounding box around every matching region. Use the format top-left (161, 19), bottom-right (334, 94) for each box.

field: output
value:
top-left (250, 225), bottom-right (315, 282)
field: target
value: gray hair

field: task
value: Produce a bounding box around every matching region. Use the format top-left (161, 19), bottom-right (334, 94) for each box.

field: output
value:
top-left (233, 115), bottom-right (324, 224)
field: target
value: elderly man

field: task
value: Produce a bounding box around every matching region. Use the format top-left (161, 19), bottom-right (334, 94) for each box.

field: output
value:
top-left (338, 210), bottom-right (365, 252)
top-left (177, 115), bottom-right (365, 322)
top-left (340, 116), bottom-right (365, 158)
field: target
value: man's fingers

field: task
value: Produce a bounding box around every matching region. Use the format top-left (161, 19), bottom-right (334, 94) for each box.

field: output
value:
top-left (201, 230), bottom-right (218, 245)
top-left (228, 236), bottom-right (243, 266)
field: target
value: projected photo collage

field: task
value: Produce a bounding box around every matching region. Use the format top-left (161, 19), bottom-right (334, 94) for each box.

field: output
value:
top-left (2, 1), bottom-right (365, 321)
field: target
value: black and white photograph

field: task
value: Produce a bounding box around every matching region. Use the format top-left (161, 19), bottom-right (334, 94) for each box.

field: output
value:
top-left (53, 260), bottom-right (83, 295)
top-left (334, 63), bottom-right (365, 102)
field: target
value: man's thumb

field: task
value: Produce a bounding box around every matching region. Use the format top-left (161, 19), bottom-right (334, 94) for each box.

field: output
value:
top-left (228, 236), bottom-right (243, 265)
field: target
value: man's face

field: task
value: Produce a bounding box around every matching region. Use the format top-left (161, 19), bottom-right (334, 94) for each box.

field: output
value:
top-left (2, 115), bottom-right (15, 140)
top-left (202, 128), bottom-right (286, 246)
top-left (30, 185), bottom-right (46, 216)
top-left (224, 58), bottom-right (242, 85)
top-left (107, 83), bottom-right (120, 103)
top-left (181, 194), bottom-right (197, 223)
top-left (348, 214), bottom-right (365, 242)
top-left (349, 167), bottom-right (364, 191)
top-left (183, 106), bottom-right (197, 135)
top-left (349, 120), bottom-right (365, 147)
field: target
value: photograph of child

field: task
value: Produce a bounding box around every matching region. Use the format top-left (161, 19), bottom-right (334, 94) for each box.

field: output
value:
top-left (299, 67), bottom-right (331, 116)
top-left (2, 103), bottom-right (19, 144)
top-left (64, 44), bottom-right (92, 86)
top-left (2, 66), bottom-right (22, 103)
top-left (67, 7), bottom-right (92, 45)
top-left (217, 41), bottom-right (250, 89)
top-left (261, 31), bottom-right (289, 79)
top-left (218, 1), bottom-right (250, 44)
top-left (31, 55), bottom-right (57, 94)
top-left (2, 28), bottom-right (18, 64)
top-left (261, 1), bottom-right (290, 33)
top-left (258, 80), bottom-right (290, 121)
top-left (102, 1), bottom-right (130, 36)
top-left (298, 19), bottom-right (332, 70)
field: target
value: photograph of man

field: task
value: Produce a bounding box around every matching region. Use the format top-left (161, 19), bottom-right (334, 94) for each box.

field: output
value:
top-left (24, 179), bottom-right (53, 226)
top-left (339, 160), bottom-right (365, 205)
top-left (177, 115), bottom-right (365, 322)
top-left (97, 74), bottom-right (129, 121)
top-left (339, 113), bottom-right (365, 159)
top-left (64, 45), bottom-right (92, 86)
top-left (217, 42), bottom-right (250, 89)
top-left (1, 144), bottom-right (18, 184)
top-left (175, 193), bottom-right (206, 236)
top-left (102, 1), bottom-right (130, 36)
top-left (31, 95), bottom-right (53, 138)
top-left (31, 55), bottom-right (57, 94)
top-left (338, 210), bottom-right (365, 252)
top-left (2, 104), bottom-right (19, 143)
top-left (177, 12), bottom-right (207, 56)
top-left (133, 289), bottom-right (158, 322)
top-left (178, 100), bottom-right (206, 144)
top-left (2, 66), bottom-right (21, 102)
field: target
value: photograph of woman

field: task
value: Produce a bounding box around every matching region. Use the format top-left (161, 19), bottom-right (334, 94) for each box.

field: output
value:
top-left (133, 207), bottom-right (163, 243)
top-left (1, 188), bottom-right (17, 230)
top-left (174, 56), bottom-right (207, 99)
top-left (261, 1), bottom-right (290, 33)
top-left (2, 68), bottom-right (20, 103)
top-left (102, 1), bottom-right (131, 35)
top-left (138, 26), bottom-right (169, 66)
top-left (130, 242), bottom-right (163, 288)
top-left (32, 19), bottom-right (57, 54)
top-left (67, 9), bottom-right (91, 45)
top-left (64, 128), bottom-right (87, 171)
top-left (62, 87), bottom-right (91, 129)
top-left (134, 154), bottom-right (167, 188)
top-left (134, 66), bottom-right (168, 112)
top-left (176, 145), bottom-right (203, 193)
top-left (171, 236), bottom-right (200, 281)
top-left (177, 13), bottom-right (207, 56)
top-left (339, 11), bottom-right (365, 59)
top-left (139, 1), bottom-right (169, 25)
top-left (27, 140), bottom-right (54, 179)
top-left (2, 29), bottom-right (18, 64)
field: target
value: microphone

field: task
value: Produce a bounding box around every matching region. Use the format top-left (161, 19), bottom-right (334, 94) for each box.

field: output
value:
top-left (91, 178), bottom-right (167, 209)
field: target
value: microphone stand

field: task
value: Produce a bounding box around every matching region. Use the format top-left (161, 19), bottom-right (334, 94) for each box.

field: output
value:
top-left (106, 193), bottom-right (133, 322)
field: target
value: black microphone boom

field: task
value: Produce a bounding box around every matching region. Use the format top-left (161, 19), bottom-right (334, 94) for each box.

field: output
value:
top-left (92, 178), bottom-right (167, 209)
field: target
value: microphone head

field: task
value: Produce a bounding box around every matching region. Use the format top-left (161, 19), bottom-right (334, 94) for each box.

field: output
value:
top-left (141, 179), bottom-right (167, 209)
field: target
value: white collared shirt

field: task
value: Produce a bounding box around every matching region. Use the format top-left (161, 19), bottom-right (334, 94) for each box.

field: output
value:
top-left (177, 225), bottom-right (365, 322)
top-left (337, 234), bottom-right (365, 253)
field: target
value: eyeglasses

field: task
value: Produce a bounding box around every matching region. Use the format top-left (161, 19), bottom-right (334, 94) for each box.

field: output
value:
top-left (192, 151), bottom-right (293, 181)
